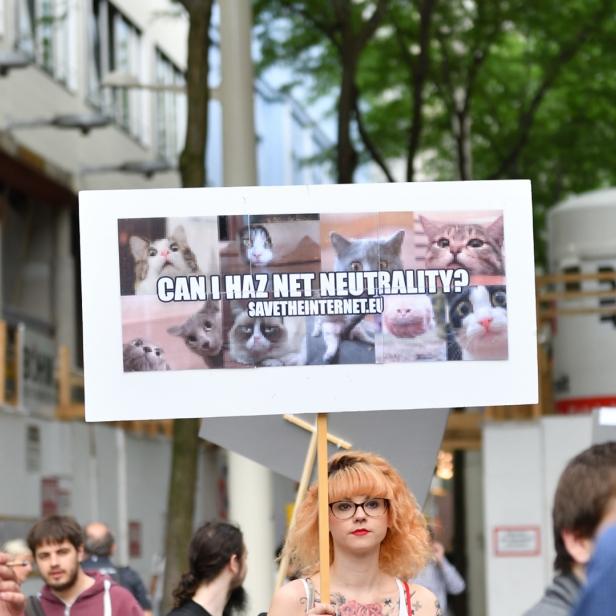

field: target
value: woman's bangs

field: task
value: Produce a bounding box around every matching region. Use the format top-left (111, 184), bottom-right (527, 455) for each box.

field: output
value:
top-left (328, 463), bottom-right (392, 502)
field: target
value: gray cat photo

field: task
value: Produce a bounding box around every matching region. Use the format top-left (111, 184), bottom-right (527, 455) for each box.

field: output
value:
top-left (228, 302), bottom-right (307, 367)
top-left (123, 337), bottom-right (170, 371)
top-left (167, 300), bottom-right (224, 368)
top-left (311, 222), bottom-right (406, 364)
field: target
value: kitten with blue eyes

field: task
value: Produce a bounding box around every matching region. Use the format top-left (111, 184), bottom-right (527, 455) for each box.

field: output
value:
top-left (447, 285), bottom-right (508, 360)
top-left (312, 230), bottom-right (405, 363)
top-left (229, 303), bottom-right (307, 366)
top-left (123, 338), bottom-right (170, 371)
top-left (129, 225), bottom-right (200, 294)
top-left (420, 215), bottom-right (504, 275)
top-left (167, 300), bottom-right (223, 367)
top-left (239, 224), bottom-right (274, 266)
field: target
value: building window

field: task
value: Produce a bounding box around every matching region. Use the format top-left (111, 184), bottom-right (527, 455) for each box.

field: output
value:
top-left (108, 4), bottom-right (142, 138)
top-left (154, 48), bottom-right (186, 163)
top-left (87, 0), bottom-right (144, 141)
top-left (16, 0), bottom-right (75, 87)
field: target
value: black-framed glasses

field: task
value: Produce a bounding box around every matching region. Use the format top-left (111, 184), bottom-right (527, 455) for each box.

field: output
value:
top-left (329, 498), bottom-right (389, 520)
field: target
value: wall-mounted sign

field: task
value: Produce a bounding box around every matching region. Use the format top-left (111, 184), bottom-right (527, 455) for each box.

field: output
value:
top-left (493, 525), bottom-right (541, 557)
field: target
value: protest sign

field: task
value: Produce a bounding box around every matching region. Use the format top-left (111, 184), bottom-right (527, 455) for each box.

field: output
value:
top-left (79, 180), bottom-right (536, 421)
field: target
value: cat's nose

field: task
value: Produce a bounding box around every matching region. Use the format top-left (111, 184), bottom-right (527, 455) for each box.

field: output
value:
top-left (479, 317), bottom-right (493, 331)
top-left (160, 249), bottom-right (169, 257)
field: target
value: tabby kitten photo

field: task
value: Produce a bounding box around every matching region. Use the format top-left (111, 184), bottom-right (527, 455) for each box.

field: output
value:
top-left (420, 215), bottom-right (504, 275)
top-left (129, 225), bottom-right (200, 294)
top-left (229, 303), bottom-right (307, 366)
top-left (239, 225), bottom-right (274, 266)
top-left (167, 300), bottom-right (223, 367)
top-left (123, 338), bottom-right (170, 371)
top-left (312, 230), bottom-right (405, 363)
top-left (447, 285), bottom-right (508, 360)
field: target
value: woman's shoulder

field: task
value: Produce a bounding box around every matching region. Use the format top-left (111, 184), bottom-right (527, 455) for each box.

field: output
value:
top-left (408, 583), bottom-right (441, 616)
top-left (269, 578), bottom-right (310, 616)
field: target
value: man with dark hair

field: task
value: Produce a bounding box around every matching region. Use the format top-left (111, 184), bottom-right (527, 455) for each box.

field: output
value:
top-left (26, 515), bottom-right (143, 616)
top-left (83, 521), bottom-right (153, 616)
top-left (524, 442), bottom-right (616, 615)
top-left (166, 521), bottom-right (247, 616)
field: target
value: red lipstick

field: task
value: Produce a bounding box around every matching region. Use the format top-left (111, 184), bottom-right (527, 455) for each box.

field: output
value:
top-left (352, 529), bottom-right (369, 536)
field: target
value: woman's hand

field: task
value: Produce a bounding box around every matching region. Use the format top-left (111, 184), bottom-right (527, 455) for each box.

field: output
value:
top-left (307, 605), bottom-right (337, 615)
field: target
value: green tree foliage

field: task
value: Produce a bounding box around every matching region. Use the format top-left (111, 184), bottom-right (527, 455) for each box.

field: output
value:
top-left (255, 0), bottom-right (616, 262)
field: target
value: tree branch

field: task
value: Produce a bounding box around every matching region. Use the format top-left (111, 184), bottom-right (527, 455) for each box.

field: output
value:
top-left (353, 93), bottom-right (395, 181)
top-left (490, 0), bottom-right (611, 178)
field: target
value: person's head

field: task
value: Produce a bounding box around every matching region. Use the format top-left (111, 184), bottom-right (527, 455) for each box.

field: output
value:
top-left (84, 522), bottom-right (115, 558)
top-left (1, 538), bottom-right (33, 584)
top-left (553, 442), bottom-right (616, 574)
top-left (173, 521), bottom-right (247, 613)
top-left (283, 450), bottom-right (431, 579)
top-left (27, 515), bottom-right (85, 592)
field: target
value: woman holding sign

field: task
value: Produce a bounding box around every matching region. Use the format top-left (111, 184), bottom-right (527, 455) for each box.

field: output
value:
top-left (269, 451), bottom-right (440, 615)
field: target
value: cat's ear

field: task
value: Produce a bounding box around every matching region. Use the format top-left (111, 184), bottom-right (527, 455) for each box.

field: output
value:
top-left (167, 324), bottom-right (185, 336)
top-left (383, 229), bottom-right (405, 253)
top-left (230, 300), bottom-right (245, 317)
top-left (486, 215), bottom-right (504, 246)
top-left (201, 299), bottom-right (220, 314)
top-left (419, 216), bottom-right (440, 240)
top-left (330, 232), bottom-right (351, 255)
top-left (129, 236), bottom-right (148, 259)
top-left (170, 225), bottom-right (187, 244)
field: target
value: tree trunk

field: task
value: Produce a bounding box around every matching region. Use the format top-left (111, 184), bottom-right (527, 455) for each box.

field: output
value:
top-left (161, 418), bottom-right (202, 614)
top-left (161, 1), bottom-right (213, 613)
top-left (337, 53), bottom-right (358, 183)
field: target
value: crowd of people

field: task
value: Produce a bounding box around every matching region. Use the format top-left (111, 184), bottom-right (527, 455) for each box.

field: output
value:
top-left (0, 444), bottom-right (613, 616)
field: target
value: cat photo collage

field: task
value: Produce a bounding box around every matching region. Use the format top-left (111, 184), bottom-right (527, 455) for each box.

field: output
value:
top-left (118, 210), bottom-right (507, 373)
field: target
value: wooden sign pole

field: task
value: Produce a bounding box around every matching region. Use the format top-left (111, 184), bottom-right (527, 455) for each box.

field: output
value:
top-left (275, 415), bottom-right (352, 591)
top-left (317, 412), bottom-right (330, 603)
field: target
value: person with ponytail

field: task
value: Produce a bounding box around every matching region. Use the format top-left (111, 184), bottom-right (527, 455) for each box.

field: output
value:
top-left (166, 521), bottom-right (247, 616)
top-left (269, 451), bottom-right (441, 616)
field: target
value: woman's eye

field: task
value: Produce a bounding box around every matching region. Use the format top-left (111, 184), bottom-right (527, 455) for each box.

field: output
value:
top-left (351, 261), bottom-right (362, 272)
top-left (169, 242), bottom-right (179, 252)
top-left (467, 238), bottom-right (484, 248)
top-left (437, 238), bottom-right (450, 248)
top-left (148, 248), bottom-right (157, 257)
top-left (379, 260), bottom-right (388, 270)
top-left (337, 502), bottom-right (352, 511)
top-left (365, 500), bottom-right (379, 510)
top-left (492, 290), bottom-right (507, 307)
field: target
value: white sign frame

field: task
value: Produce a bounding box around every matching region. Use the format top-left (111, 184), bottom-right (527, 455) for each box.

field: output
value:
top-left (79, 180), bottom-right (537, 421)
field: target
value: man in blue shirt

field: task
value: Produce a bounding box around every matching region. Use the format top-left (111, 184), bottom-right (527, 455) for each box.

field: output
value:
top-left (571, 523), bottom-right (616, 615)
top-left (414, 526), bottom-right (465, 614)
top-left (83, 522), bottom-right (153, 616)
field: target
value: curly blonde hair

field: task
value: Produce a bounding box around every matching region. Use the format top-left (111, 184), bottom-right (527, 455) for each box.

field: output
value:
top-left (282, 450), bottom-right (430, 579)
